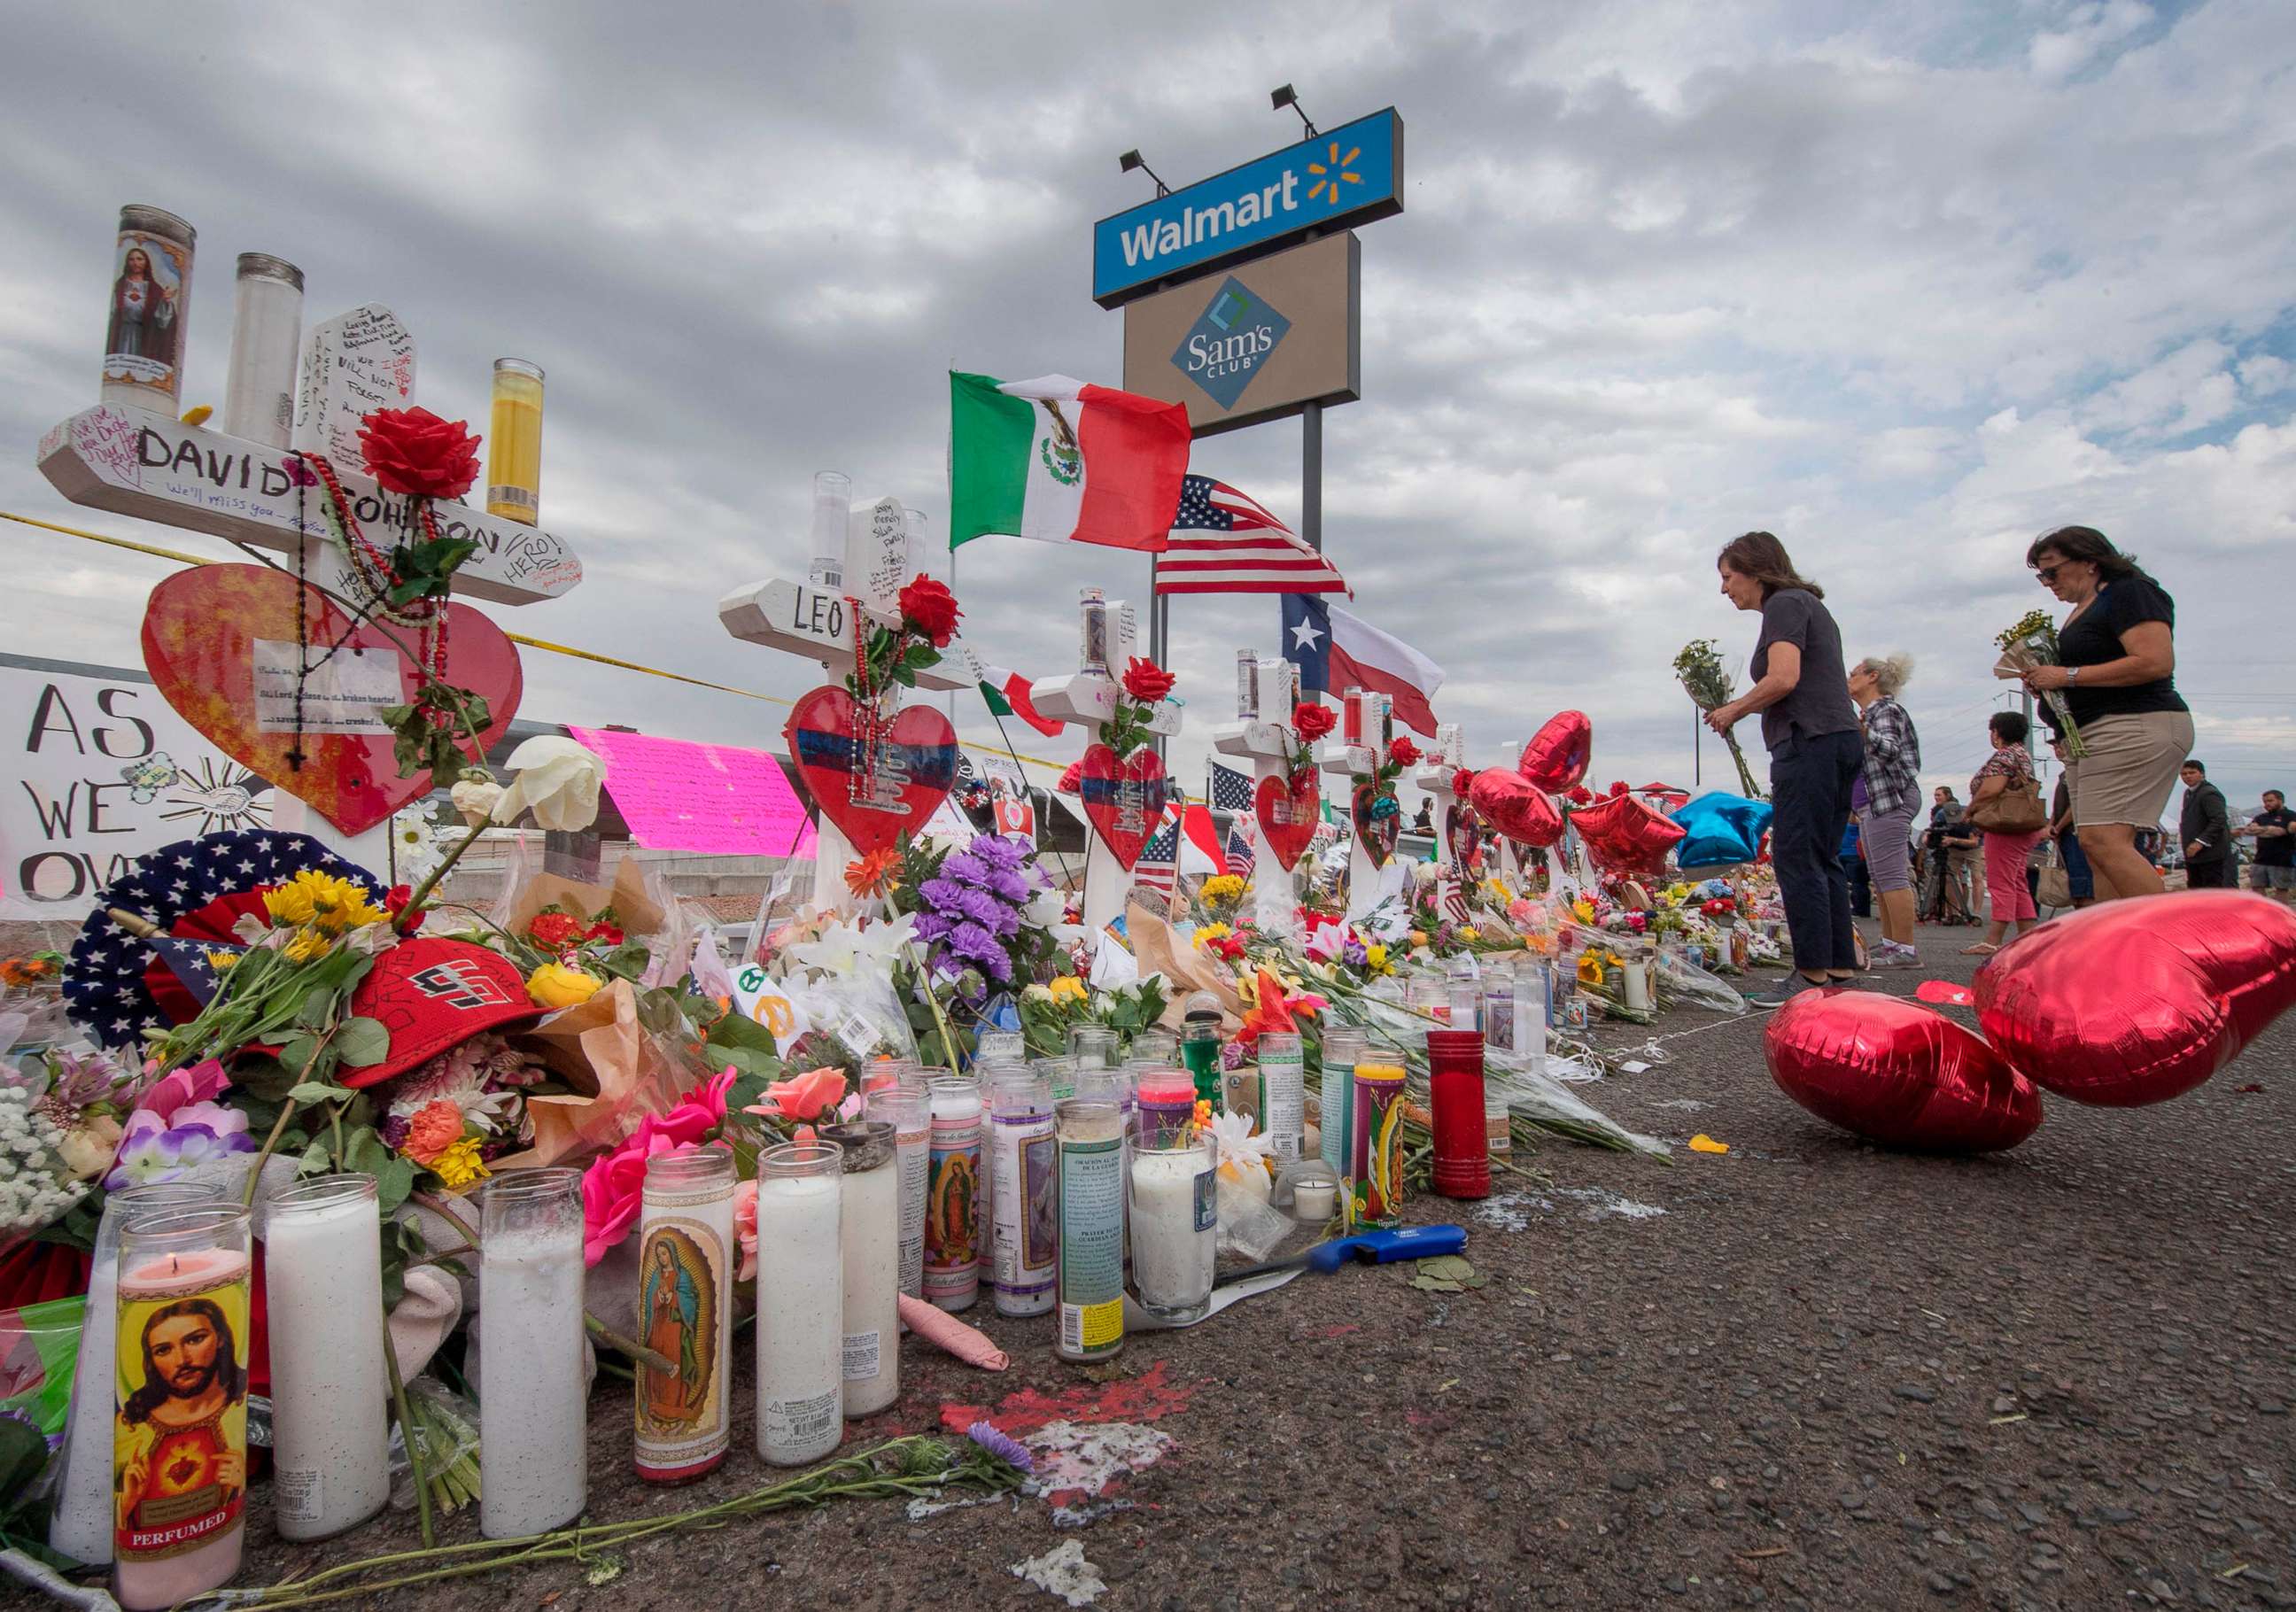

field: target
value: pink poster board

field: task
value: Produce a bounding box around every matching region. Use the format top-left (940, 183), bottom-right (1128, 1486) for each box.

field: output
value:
top-left (569, 726), bottom-right (818, 857)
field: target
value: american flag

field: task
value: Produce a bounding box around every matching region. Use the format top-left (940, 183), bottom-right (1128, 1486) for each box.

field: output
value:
top-left (1134, 815), bottom-right (1182, 897)
top-left (1154, 476), bottom-right (1349, 597)
top-left (1225, 825), bottom-right (1256, 877)
top-left (1208, 762), bottom-right (1256, 815)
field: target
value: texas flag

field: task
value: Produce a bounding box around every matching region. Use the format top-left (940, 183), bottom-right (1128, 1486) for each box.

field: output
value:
top-left (1280, 596), bottom-right (1446, 738)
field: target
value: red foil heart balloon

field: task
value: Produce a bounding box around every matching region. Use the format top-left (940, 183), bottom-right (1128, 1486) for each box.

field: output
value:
top-left (1253, 771), bottom-right (1320, 872)
top-left (140, 564), bottom-right (522, 836)
top-left (1519, 711), bottom-right (1594, 794)
top-left (784, 686), bottom-right (960, 856)
top-left (1077, 743), bottom-right (1170, 872)
top-left (1974, 890), bottom-right (2296, 1106)
top-left (1570, 788), bottom-right (1686, 879)
top-left (1351, 782), bottom-right (1399, 868)
top-left (1765, 990), bottom-right (2043, 1153)
top-left (1468, 768), bottom-right (1564, 848)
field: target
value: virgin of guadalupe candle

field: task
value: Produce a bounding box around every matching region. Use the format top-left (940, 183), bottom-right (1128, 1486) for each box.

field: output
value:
top-left (102, 205), bottom-right (195, 412)
top-left (985, 1066), bottom-right (1055, 1317)
top-left (1129, 1126), bottom-right (1214, 1325)
top-left (866, 1088), bottom-right (929, 1301)
top-left (924, 1078), bottom-right (982, 1312)
top-left (50, 1182), bottom-right (221, 1567)
top-left (262, 1175), bottom-right (390, 1538)
top-left (1256, 1032), bottom-right (1306, 1162)
top-left (1054, 1098), bottom-right (1125, 1363)
top-left (754, 1143), bottom-right (844, 1465)
top-left (478, 1168), bottom-right (586, 1538)
top-left (818, 1123), bottom-right (901, 1418)
top-left (111, 1205), bottom-right (251, 1612)
top-left (634, 1149), bottom-right (734, 1483)
top-left (1350, 1057), bottom-right (1408, 1229)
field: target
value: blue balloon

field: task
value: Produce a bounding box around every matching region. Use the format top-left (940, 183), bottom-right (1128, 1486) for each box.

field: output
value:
top-left (1672, 791), bottom-right (1773, 870)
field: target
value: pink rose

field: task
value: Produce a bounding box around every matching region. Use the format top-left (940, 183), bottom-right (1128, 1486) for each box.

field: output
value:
top-left (743, 1066), bottom-right (847, 1124)
top-left (732, 1179), bottom-right (758, 1283)
top-left (581, 1134), bottom-right (684, 1267)
top-left (648, 1066), bottom-right (738, 1151)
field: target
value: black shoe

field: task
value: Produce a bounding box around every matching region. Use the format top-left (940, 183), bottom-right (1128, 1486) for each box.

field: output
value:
top-left (1743, 975), bottom-right (1823, 1010)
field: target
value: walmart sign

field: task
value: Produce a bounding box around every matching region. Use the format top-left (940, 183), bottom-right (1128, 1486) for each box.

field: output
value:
top-left (1091, 107), bottom-right (1403, 307)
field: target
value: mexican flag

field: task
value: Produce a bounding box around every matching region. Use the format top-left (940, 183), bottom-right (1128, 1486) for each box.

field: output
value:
top-left (949, 372), bottom-right (1191, 552)
top-left (957, 645), bottom-right (1063, 737)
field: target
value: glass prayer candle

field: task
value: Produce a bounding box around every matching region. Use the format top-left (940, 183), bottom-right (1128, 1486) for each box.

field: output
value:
top-left (50, 1181), bottom-right (222, 1568)
top-left (1481, 967), bottom-right (1516, 1056)
top-left (819, 1123), bottom-right (902, 1418)
top-left (1067, 1024), bottom-right (1118, 1071)
top-left (1436, 723), bottom-right (1462, 768)
top-left (1424, 1028), bottom-right (1493, 1200)
top-left (1350, 1058), bottom-right (1408, 1229)
top-left (974, 1030), bottom-right (1025, 1064)
top-left (1236, 650), bottom-right (1260, 720)
top-left (221, 252), bottom-right (301, 449)
top-left (103, 205), bottom-right (195, 413)
top-left (1319, 1028), bottom-right (1366, 1180)
top-left (1260, 657), bottom-right (1297, 721)
top-left (1623, 955), bottom-right (1653, 1013)
top-left (866, 1087), bottom-right (929, 1302)
top-left (810, 469), bottom-right (851, 565)
top-left (984, 1067), bottom-right (1056, 1317)
top-left (478, 1168), bottom-right (586, 1538)
top-left (1256, 1031), bottom-right (1306, 1163)
top-left (112, 1205), bottom-right (251, 1611)
top-left (1405, 975), bottom-right (1451, 1024)
top-left (485, 358), bottom-right (546, 524)
top-left (1054, 1098), bottom-right (1126, 1362)
top-left (1342, 689), bottom-right (1366, 747)
top-left (1134, 1070), bottom-right (1198, 1151)
top-left (754, 1143), bottom-right (845, 1464)
top-left (1032, 1053), bottom-right (1080, 1104)
top-left (925, 1077), bottom-right (983, 1311)
top-left (1128, 1027), bottom-right (1176, 1066)
top-left (1129, 1127), bottom-right (1214, 1325)
top-left (634, 1149), bottom-right (734, 1482)
top-left (263, 1174), bottom-right (390, 1538)
top-left (1078, 587), bottom-right (1110, 677)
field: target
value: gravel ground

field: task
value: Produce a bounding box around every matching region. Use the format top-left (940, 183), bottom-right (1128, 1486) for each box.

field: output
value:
top-left (90, 925), bottom-right (2296, 1608)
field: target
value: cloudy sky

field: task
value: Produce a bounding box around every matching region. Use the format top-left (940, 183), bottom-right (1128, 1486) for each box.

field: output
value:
top-left (4, 0), bottom-right (2292, 826)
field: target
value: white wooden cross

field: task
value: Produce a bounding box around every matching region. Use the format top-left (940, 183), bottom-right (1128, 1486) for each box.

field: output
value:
top-left (1317, 687), bottom-right (1394, 922)
top-left (1212, 655), bottom-right (1305, 941)
top-left (1414, 721), bottom-right (1470, 919)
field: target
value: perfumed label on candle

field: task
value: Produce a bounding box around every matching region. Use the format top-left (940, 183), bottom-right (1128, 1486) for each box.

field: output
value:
top-left (1057, 1131), bottom-right (1124, 1359)
top-left (633, 1215), bottom-right (730, 1477)
top-left (113, 1268), bottom-right (250, 1562)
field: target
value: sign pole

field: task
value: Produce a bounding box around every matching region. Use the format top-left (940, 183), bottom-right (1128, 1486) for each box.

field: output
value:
top-left (1301, 400), bottom-right (1323, 554)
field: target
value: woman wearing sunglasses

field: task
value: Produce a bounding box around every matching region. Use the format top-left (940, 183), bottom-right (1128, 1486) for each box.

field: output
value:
top-left (2018, 525), bottom-right (2190, 900)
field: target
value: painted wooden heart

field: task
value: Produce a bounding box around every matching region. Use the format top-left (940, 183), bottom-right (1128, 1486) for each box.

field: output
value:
top-left (1253, 770), bottom-right (1320, 872)
top-left (1077, 743), bottom-right (1169, 872)
top-left (1443, 801), bottom-right (1484, 872)
top-left (784, 686), bottom-right (959, 856)
top-left (140, 564), bottom-right (523, 836)
top-left (1351, 782), bottom-right (1399, 869)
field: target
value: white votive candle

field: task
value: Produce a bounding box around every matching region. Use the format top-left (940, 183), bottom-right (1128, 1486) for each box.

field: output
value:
top-left (866, 1088), bottom-right (929, 1303)
top-left (1129, 1138), bottom-right (1214, 1323)
top-left (479, 1169), bottom-right (587, 1538)
top-left (263, 1175), bottom-right (389, 1539)
top-left (820, 1123), bottom-right (902, 1418)
top-left (755, 1142), bottom-right (845, 1464)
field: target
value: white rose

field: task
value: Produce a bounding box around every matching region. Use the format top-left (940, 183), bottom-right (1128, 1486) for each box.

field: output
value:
top-left (450, 778), bottom-right (505, 827)
top-left (492, 738), bottom-right (608, 833)
top-left (58, 1115), bottom-right (122, 1181)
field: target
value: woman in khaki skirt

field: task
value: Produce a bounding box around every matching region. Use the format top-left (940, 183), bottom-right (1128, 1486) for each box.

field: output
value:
top-left (2018, 526), bottom-right (2191, 900)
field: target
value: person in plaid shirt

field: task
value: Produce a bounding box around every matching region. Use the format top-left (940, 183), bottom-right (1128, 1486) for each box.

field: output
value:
top-left (1849, 654), bottom-right (1922, 966)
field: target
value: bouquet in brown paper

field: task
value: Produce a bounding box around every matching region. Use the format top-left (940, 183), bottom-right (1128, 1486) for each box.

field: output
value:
top-left (1125, 899), bottom-right (1243, 1027)
top-left (491, 978), bottom-right (697, 1168)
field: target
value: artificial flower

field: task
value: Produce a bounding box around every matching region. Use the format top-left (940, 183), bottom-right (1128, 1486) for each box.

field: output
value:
top-left (528, 911), bottom-right (585, 949)
top-left (356, 406), bottom-right (482, 500)
top-left (896, 574), bottom-right (962, 647)
top-left (428, 1135), bottom-right (490, 1191)
top-left (1453, 768), bottom-right (1477, 799)
top-left (450, 777), bottom-right (503, 826)
top-left (1047, 975), bottom-right (1089, 1005)
top-left (131, 1059), bottom-right (229, 1128)
top-left (1121, 656), bottom-right (1176, 704)
top-left (1388, 738), bottom-right (1421, 768)
top-left (845, 847), bottom-right (903, 899)
top-left (653, 1067), bottom-right (740, 1148)
top-left (733, 1178), bottom-right (758, 1282)
top-left (746, 1066), bottom-right (847, 1124)
top-left (264, 869), bottom-right (387, 934)
top-left (382, 884), bottom-right (427, 934)
top-left (401, 1098), bottom-right (466, 1165)
top-left (493, 737), bottom-right (607, 833)
top-left (1291, 701), bottom-right (1337, 742)
top-left (1566, 786), bottom-right (1594, 807)
top-left (1198, 874), bottom-right (1246, 908)
top-left (526, 962), bottom-right (602, 1009)
top-left (103, 1101), bottom-right (257, 1191)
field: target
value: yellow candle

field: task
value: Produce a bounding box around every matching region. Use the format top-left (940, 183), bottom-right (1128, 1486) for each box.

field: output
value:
top-left (486, 358), bottom-right (545, 524)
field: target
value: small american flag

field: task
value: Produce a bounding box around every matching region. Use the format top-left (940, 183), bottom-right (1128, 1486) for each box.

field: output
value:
top-left (1225, 825), bottom-right (1256, 877)
top-left (1155, 476), bottom-right (1349, 597)
top-left (1134, 814), bottom-right (1182, 897)
top-left (1208, 762), bottom-right (1256, 815)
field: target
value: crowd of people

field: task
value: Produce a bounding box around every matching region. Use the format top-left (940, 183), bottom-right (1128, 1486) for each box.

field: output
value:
top-left (1708, 525), bottom-right (2284, 1008)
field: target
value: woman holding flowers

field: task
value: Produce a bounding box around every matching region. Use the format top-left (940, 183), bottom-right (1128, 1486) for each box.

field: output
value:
top-left (2020, 526), bottom-right (2188, 901)
top-left (1705, 532), bottom-right (1863, 1007)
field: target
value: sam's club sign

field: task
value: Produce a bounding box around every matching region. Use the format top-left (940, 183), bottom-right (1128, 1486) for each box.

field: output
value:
top-left (1092, 108), bottom-right (1403, 307)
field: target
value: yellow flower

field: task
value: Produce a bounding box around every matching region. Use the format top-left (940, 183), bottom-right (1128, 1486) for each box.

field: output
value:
top-left (1363, 943), bottom-right (1392, 975)
top-left (1191, 922), bottom-right (1233, 950)
top-left (527, 961), bottom-right (602, 1009)
top-left (282, 928), bottom-right (333, 964)
top-left (428, 1135), bottom-right (490, 1191)
top-left (1200, 874), bottom-right (1246, 907)
top-left (1578, 953), bottom-right (1608, 986)
top-left (1460, 926), bottom-right (1480, 942)
top-left (205, 949), bottom-right (239, 973)
top-left (1571, 898), bottom-right (1595, 924)
top-left (1048, 975), bottom-right (1088, 1005)
top-left (1481, 878), bottom-right (1513, 905)
top-left (264, 869), bottom-right (387, 934)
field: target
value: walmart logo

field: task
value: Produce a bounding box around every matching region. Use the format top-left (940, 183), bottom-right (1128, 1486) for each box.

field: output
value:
top-left (1171, 275), bottom-right (1292, 409)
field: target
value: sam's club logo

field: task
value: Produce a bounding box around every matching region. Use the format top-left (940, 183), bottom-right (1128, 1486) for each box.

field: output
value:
top-left (1171, 275), bottom-right (1291, 410)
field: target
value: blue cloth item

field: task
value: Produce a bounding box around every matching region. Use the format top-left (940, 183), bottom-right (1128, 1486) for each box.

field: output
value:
top-left (1674, 791), bottom-right (1775, 870)
top-left (2059, 830), bottom-right (2094, 901)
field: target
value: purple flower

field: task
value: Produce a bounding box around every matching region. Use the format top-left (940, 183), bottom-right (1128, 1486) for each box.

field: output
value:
top-left (966, 1419), bottom-right (1034, 1473)
top-left (103, 1103), bottom-right (258, 1191)
top-left (1221, 1037), bottom-right (1249, 1071)
top-left (954, 887), bottom-right (1002, 926)
top-left (1342, 937), bottom-right (1369, 968)
top-left (912, 911), bottom-right (953, 943)
top-left (988, 868), bottom-right (1031, 903)
top-left (919, 877), bottom-right (964, 911)
top-left (942, 853), bottom-right (989, 887)
top-left (968, 833), bottom-right (1024, 871)
top-left (377, 1112), bottom-right (412, 1150)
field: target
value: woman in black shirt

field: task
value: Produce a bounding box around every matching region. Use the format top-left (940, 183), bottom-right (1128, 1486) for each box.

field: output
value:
top-left (2019, 525), bottom-right (2191, 901)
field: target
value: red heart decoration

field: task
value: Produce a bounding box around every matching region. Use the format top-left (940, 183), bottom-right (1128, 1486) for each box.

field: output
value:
top-left (784, 686), bottom-right (959, 856)
top-left (1468, 768), bottom-right (1564, 848)
top-left (1765, 990), bottom-right (2042, 1153)
top-left (140, 564), bottom-right (522, 836)
top-left (1253, 771), bottom-right (1320, 872)
top-left (1351, 782), bottom-right (1399, 868)
top-left (1570, 788), bottom-right (1686, 880)
top-left (1974, 890), bottom-right (2296, 1106)
top-left (1076, 743), bottom-right (1170, 872)
top-left (1519, 710), bottom-right (1594, 794)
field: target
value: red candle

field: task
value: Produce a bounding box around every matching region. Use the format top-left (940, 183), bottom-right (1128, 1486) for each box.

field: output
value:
top-left (1423, 1029), bottom-right (1491, 1199)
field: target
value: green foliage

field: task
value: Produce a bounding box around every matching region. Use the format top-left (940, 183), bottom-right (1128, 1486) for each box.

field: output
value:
top-left (380, 683), bottom-right (493, 784)
top-left (385, 536), bottom-right (481, 608)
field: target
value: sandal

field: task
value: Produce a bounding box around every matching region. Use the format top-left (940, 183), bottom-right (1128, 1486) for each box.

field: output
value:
top-left (1961, 942), bottom-right (1999, 956)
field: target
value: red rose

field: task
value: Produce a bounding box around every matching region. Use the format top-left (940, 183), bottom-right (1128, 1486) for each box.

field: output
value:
top-left (1607, 779), bottom-right (1630, 797)
top-left (528, 911), bottom-right (583, 949)
top-left (1566, 786), bottom-right (1594, 806)
top-left (1292, 701), bottom-right (1337, 742)
top-left (1057, 760), bottom-right (1082, 794)
top-left (896, 575), bottom-right (962, 647)
top-left (586, 921), bottom-right (624, 946)
top-left (1452, 768), bottom-right (1477, 799)
top-left (356, 407), bottom-right (482, 500)
top-left (383, 883), bottom-right (427, 934)
top-left (1121, 657), bottom-right (1176, 704)
top-left (1388, 738), bottom-right (1422, 767)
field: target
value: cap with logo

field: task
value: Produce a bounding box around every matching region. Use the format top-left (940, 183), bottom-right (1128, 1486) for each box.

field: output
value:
top-left (337, 935), bottom-right (543, 1089)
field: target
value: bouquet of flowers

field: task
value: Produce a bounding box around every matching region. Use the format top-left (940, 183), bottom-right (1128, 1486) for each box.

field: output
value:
top-left (1672, 639), bottom-right (1764, 798)
top-left (1994, 608), bottom-right (2086, 757)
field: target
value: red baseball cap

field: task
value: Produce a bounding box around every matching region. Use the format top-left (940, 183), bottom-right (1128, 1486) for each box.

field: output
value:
top-left (338, 936), bottom-right (541, 1089)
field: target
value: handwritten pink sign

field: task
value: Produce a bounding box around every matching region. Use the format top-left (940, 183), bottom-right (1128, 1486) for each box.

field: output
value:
top-left (570, 726), bottom-right (817, 858)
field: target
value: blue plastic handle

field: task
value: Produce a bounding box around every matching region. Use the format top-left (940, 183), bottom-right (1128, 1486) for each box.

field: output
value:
top-left (1306, 1223), bottom-right (1468, 1272)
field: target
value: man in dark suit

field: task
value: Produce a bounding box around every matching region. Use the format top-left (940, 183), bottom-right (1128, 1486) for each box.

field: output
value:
top-left (2179, 760), bottom-right (2233, 888)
